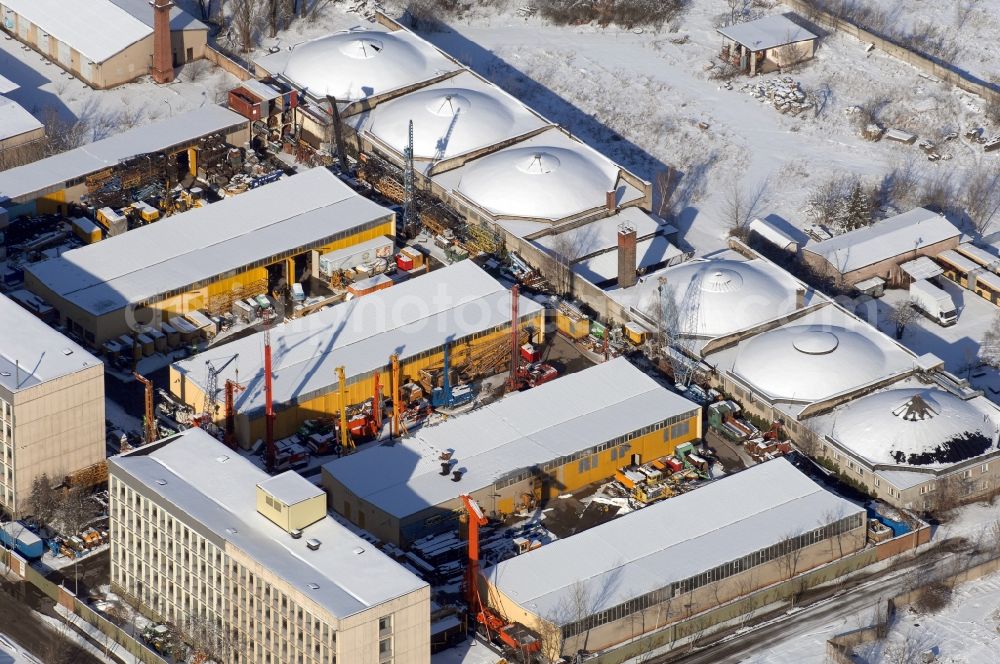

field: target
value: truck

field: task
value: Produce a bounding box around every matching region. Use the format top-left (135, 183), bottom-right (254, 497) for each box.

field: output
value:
top-left (910, 279), bottom-right (958, 326)
top-left (0, 521), bottom-right (44, 559)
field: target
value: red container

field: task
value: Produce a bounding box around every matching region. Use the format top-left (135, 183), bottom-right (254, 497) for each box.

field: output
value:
top-left (520, 343), bottom-right (540, 362)
top-left (664, 457), bottom-right (684, 473)
top-left (396, 253), bottom-right (414, 271)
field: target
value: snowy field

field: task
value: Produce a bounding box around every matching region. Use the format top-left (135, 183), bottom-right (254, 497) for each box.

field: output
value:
top-left (0, 30), bottom-right (239, 142)
top-left (0, 634), bottom-right (41, 664)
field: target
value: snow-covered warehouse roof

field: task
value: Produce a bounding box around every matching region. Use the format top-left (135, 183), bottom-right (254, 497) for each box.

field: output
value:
top-left (173, 261), bottom-right (543, 417)
top-left (257, 28), bottom-right (460, 101)
top-left (434, 127), bottom-right (643, 222)
top-left (708, 305), bottom-right (917, 403)
top-left (532, 207), bottom-right (664, 257)
top-left (1, 0), bottom-right (203, 64)
top-left (0, 293), bottom-right (100, 393)
top-left (110, 428), bottom-right (426, 620)
top-left (813, 381), bottom-right (1000, 467)
top-left (803, 208), bottom-right (960, 275)
top-left (0, 105), bottom-right (246, 204)
top-left (607, 258), bottom-right (802, 338)
top-left (716, 14), bottom-right (817, 51)
top-left (26, 169), bottom-right (391, 315)
top-left (361, 71), bottom-right (550, 165)
top-left (0, 96), bottom-right (42, 142)
top-left (322, 358), bottom-right (699, 519)
top-left (487, 457), bottom-right (861, 623)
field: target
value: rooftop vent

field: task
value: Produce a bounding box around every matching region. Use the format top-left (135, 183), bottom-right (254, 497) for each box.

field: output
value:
top-left (225, 527), bottom-right (239, 535)
top-left (62, 348), bottom-right (73, 356)
top-left (0, 371), bottom-right (10, 377)
top-left (306, 538), bottom-right (322, 551)
top-left (155, 479), bottom-right (167, 486)
top-left (307, 582), bottom-right (320, 590)
top-left (290, 529), bottom-right (303, 540)
top-left (452, 470), bottom-right (464, 482)
top-left (440, 461), bottom-right (452, 476)
top-left (216, 455), bottom-right (230, 463)
top-left (353, 547), bottom-right (365, 555)
top-left (439, 451), bottom-right (453, 461)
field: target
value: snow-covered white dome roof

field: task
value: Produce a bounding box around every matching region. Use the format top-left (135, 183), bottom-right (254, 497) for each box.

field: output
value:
top-left (649, 260), bottom-right (799, 338)
top-left (732, 324), bottom-right (903, 402)
top-left (832, 388), bottom-right (998, 466)
top-left (283, 31), bottom-right (434, 100)
top-left (368, 87), bottom-right (523, 159)
top-left (457, 145), bottom-right (616, 220)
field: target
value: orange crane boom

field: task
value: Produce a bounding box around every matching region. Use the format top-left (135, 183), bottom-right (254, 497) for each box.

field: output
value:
top-left (460, 494), bottom-right (488, 614)
top-left (336, 366), bottom-right (354, 450)
top-left (508, 285), bottom-right (520, 392)
top-left (224, 378), bottom-right (245, 449)
top-left (263, 312), bottom-right (276, 471)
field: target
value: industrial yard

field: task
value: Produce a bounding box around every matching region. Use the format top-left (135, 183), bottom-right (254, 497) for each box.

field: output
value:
top-left (1, 0), bottom-right (999, 663)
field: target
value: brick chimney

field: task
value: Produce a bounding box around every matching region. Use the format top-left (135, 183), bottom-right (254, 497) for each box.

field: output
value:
top-left (151, 0), bottom-right (175, 84)
top-left (617, 223), bottom-right (637, 289)
top-left (606, 189), bottom-right (617, 214)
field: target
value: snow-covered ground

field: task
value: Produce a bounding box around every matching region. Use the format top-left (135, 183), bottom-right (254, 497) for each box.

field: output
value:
top-left (0, 31), bottom-right (239, 140)
top-left (432, 639), bottom-right (505, 664)
top-left (0, 633), bottom-right (42, 664)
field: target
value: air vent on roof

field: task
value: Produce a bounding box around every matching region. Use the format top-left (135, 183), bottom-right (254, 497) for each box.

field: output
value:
top-left (62, 348), bottom-right (73, 356)
top-left (452, 470), bottom-right (463, 482)
top-left (307, 583), bottom-right (320, 590)
top-left (0, 372), bottom-right (10, 377)
top-left (216, 455), bottom-right (230, 463)
top-left (306, 538), bottom-right (321, 551)
top-left (440, 462), bottom-right (451, 476)
top-left (439, 451), bottom-right (453, 461)
top-left (290, 529), bottom-right (303, 539)
top-left (226, 527), bottom-right (239, 535)
top-left (155, 479), bottom-right (167, 486)
top-left (353, 547), bottom-right (365, 555)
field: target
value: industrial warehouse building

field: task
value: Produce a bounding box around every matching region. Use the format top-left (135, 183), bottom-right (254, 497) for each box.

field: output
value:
top-left (25, 168), bottom-right (394, 346)
top-left (484, 458), bottom-right (865, 659)
top-left (805, 380), bottom-right (1000, 512)
top-left (109, 428), bottom-right (430, 664)
top-left (171, 261), bottom-right (545, 447)
top-left (801, 208), bottom-right (961, 287)
top-left (322, 358), bottom-right (701, 546)
top-left (0, 0), bottom-right (207, 88)
top-left (0, 105), bottom-right (248, 216)
top-left (0, 294), bottom-right (105, 516)
top-left (0, 78), bottom-right (44, 163)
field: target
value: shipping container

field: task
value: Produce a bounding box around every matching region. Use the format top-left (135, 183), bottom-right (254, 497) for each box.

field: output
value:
top-left (400, 247), bottom-right (425, 269)
top-left (0, 522), bottom-right (43, 559)
top-left (137, 333), bottom-right (154, 357)
top-left (556, 310), bottom-right (589, 340)
top-left (161, 323), bottom-right (180, 348)
top-left (348, 274), bottom-right (393, 298)
top-left (624, 322), bottom-right (647, 345)
top-left (95, 207), bottom-right (127, 236)
top-left (319, 236), bottom-right (395, 276)
top-left (396, 253), bottom-right (414, 271)
top-left (71, 217), bottom-right (102, 244)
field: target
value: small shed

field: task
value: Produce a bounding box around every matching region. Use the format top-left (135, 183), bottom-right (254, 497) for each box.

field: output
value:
top-left (747, 217), bottom-right (799, 252)
top-left (717, 14), bottom-right (818, 75)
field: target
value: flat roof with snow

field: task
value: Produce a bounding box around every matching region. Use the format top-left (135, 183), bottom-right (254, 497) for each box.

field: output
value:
top-left (803, 208), bottom-right (960, 275)
top-left (572, 235), bottom-right (685, 285)
top-left (0, 96), bottom-right (42, 142)
top-left (110, 429), bottom-right (426, 619)
top-left (0, 105), bottom-right (246, 203)
top-left (2, 0), bottom-right (203, 64)
top-left (488, 457), bottom-right (861, 622)
top-left (323, 358), bottom-right (700, 520)
top-left (717, 14), bottom-right (818, 51)
top-left (173, 261), bottom-right (543, 417)
top-left (26, 169), bottom-right (391, 316)
top-left (532, 207), bottom-right (663, 257)
top-left (0, 293), bottom-right (100, 393)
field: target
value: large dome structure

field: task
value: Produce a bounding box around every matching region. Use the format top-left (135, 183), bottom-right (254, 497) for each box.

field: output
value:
top-left (368, 87), bottom-right (525, 160)
top-left (732, 323), bottom-right (909, 402)
top-left (831, 388), bottom-right (998, 466)
top-left (456, 145), bottom-right (616, 220)
top-left (282, 31), bottom-right (445, 100)
top-left (640, 260), bottom-right (799, 338)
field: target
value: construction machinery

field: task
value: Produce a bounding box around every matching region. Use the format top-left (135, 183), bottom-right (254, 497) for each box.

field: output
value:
top-left (423, 341), bottom-right (474, 410)
top-left (505, 286), bottom-right (557, 392)
top-left (460, 495), bottom-right (542, 658)
top-left (133, 371), bottom-right (156, 445)
top-left (391, 353), bottom-right (404, 438)
top-left (336, 367), bottom-right (355, 452)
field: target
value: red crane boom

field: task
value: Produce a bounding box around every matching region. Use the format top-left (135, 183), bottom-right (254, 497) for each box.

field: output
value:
top-left (508, 285), bottom-right (520, 392)
top-left (264, 313), bottom-right (276, 471)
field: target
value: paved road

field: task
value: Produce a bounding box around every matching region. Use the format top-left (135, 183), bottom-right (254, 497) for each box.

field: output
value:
top-left (656, 545), bottom-right (963, 664)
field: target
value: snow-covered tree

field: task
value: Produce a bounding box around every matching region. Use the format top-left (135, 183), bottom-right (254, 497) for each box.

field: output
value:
top-left (830, 182), bottom-right (872, 232)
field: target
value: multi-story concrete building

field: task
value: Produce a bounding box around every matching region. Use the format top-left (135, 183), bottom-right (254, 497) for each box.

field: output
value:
top-left (0, 294), bottom-right (105, 516)
top-left (109, 428), bottom-right (430, 664)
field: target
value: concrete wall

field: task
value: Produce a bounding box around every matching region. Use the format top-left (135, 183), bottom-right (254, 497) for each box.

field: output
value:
top-left (3, 363), bottom-right (105, 515)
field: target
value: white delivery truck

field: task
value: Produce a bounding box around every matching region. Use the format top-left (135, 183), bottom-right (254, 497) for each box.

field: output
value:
top-left (910, 279), bottom-right (957, 326)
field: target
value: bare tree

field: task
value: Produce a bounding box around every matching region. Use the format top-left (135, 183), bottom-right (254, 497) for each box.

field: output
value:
top-left (27, 473), bottom-right (60, 527)
top-left (547, 228), bottom-right (591, 295)
top-left (180, 613), bottom-right (243, 662)
top-left (962, 165), bottom-right (1000, 234)
top-left (229, 0), bottom-right (267, 52)
top-left (776, 532), bottom-right (807, 606)
top-left (726, 0), bottom-right (752, 25)
top-left (655, 166), bottom-right (680, 221)
top-left (182, 59), bottom-right (214, 83)
top-left (888, 299), bottom-right (918, 340)
top-left (55, 486), bottom-right (101, 536)
top-left (723, 178), bottom-right (769, 237)
top-left (979, 312), bottom-right (1000, 368)
top-left (195, 0), bottom-right (215, 19)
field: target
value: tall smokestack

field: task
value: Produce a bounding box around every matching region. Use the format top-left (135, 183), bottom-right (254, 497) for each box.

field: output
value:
top-left (151, 0), bottom-right (175, 84)
top-left (618, 223), bottom-right (637, 289)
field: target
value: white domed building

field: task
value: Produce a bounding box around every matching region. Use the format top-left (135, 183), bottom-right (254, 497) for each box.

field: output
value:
top-left (361, 72), bottom-right (550, 169)
top-left (804, 379), bottom-right (1000, 512)
top-left (259, 28), bottom-right (459, 102)
top-left (608, 258), bottom-right (804, 341)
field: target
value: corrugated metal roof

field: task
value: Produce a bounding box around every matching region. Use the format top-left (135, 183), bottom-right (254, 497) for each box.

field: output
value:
top-left (25, 169), bottom-right (390, 315)
top-left (488, 458), bottom-right (861, 622)
top-left (322, 358), bottom-right (700, 519)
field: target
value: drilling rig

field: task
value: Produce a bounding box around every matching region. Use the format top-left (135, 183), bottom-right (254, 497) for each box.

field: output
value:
top-left (263, 312), bottom-right (277, 472)
top-left (133, 372), bottom-right (156, 444)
